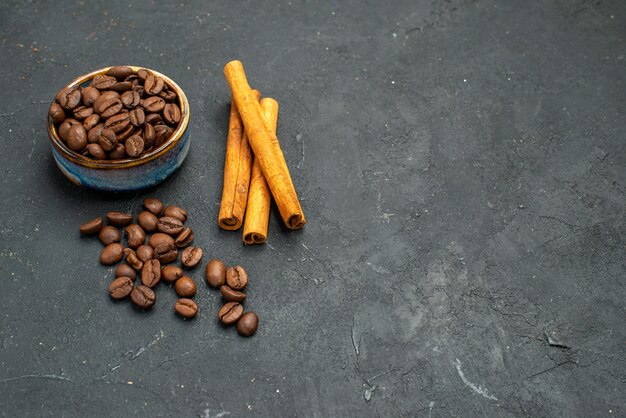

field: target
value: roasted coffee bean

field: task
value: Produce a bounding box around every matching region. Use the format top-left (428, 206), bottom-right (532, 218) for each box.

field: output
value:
top-left (163, 103), bottom-right (181, 125)
top-left (106, 66), bottom-right (134, 81)
top-left (81, 86), bottom-right (100, 107)
top-left (49, 102), bottom-right (65, 124)
top-left (83, 113), bottom-right (101, 131)
top-left (141, 259), bottom-right (161, 287)
top-left (205, 259), bottom-right (227, 288)
top-left (153, 242), bottom-right (178, 264)
top-left (110, 81), bottom-right (132, 92)
top-left (138, 211), bottom-right (158, 232)
top-left (137, 68), bottom-right (150, 82)
top-left (237, 312), bottom-right (259, 337)
top-left (67, 124), bottom-right (87, 151)
top-left (136, 244), bottom-right (154, 262)
top-left (218, 302), bottom-right (244, 325)
top-left (174, 276), bottom-right (197, 297)
top-left (73, 105), bottom-right (93, 121)
top-left (99, 225), bottom-right (121, 245)
top-left (125, 135), bottom-right (144, 157)
top-left (143, 198), bottom-right (163, 215)
top-left (58, 87), bottom-right (81, 110)
top-left (143, 123), bottom-right (156, 149)
top-left (87, 123), bottom-right (104, 143)
top-left (105, 112), bottom-right (130, 134)
top-left (131, 285), bottom-right (155, 309)
top-left (58, 118), bottom-right (80, 141)
top-left (124, 224), bottom-right (145, 248)
top-left (91, 74), bottom-right (117, 90)
top-left (145, 113), bottom-right (163, 125)
top-left (107, 211), bottom-right (133, 226)
top-left (87, 143), bottom-right (107, 159)
top-left (97, 97), bottom-right (123, 119)
top-left (161, 265), bottom-right (183, 283)
top-left (226, 266), bottom-right (248, 291)
top-left (142, 96), bottom-right (166, 113)
top-left (115, 263), bottom-right (137, 280)
top-left (98, 128), bottom-right (117, 151)
top-left (220, 285), bottom-right (247, 303)
top-left (154, 125), bottom-right (173, 147)
top-left (144, 75), bottom-right (164, 95)
top-left (174, 227), bottom-right (194, 248)
top-left (159, 90), bottom-right (177, 102)
top-left (124, 248), bottom-right (144, 271)
top-left (100, 242), bottom-right (124, 265)
top-left (79, 216), bottom-right (103, 234)
top-left (120, 90), bottom-right (141, 108)
top-left (115, 124), bottom-right (135, 142)
top-left (148, 232), bottom-right (174, 248)
top-left (175, 298), bottom-right (198, 318)
top-left (110, 143), bottom-right (127, 159)
top-left (181, 246), bottom-right (203, 269)
top-left (109, 276), bottom-right (133, 299)
top-left (129, 108), bottom-right (145, 127)
top-left (156, 216), bottom-right (184, 235)
top-left (163, 206), bottom-right (188, 222)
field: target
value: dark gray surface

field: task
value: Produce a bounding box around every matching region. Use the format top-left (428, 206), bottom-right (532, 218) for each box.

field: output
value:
top-left (0, 0), bottom-right (624, 416)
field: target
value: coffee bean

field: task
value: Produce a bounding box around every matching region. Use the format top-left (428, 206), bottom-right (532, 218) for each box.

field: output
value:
top-left (145, 113), bottom-right (163, 125)
top-left (174, 227), bottom-right (194, 248)
top-left (141, 259), bottom-right (161, 288)
top-left (153, 242), bottom-right (178, 264)
top-left (80, 216), bottom-right (103, 234)
top-left (106, 66), bottom-right (134, 81)
top-left (125, 135), bottom-right (144, 157)
top-left (110, 81), bottom-right (132, 92)
top-left (137, 68), bottom-right (150, 82)
top-left (73, 105), bottom-right (93, 121)
top-left (205, 259), bottom-right (226, 288)
top-left (163, 206), bottom-right (188, 222)
top-left (218, 302), bottom-right (244, 325)
top-left (156, 216), bottom-right (184, 235)
top-left (226, 266), bottom-right (248, 291)
top-left (58, 87), bottom-right (81, 110)
top-left (104, 112), bottom-right (131, 134)
top-left (81, 86), bottom-right (100, 107)
top-left (83, 113), bottom-right (101, 131)
top-left (120, 90), bottom-right (141, 108)
top-left (67, 124), bottom-right (87, 151)
top-left (99, 225), bottom-right (121, 245)
top-left (136, 244), bottom-right (154, 262)
top-left (100, 242), bottom-right (124, 265)
top-left (131, 285), bottom-right (156, 309)
top-left (110, 143), bottom-right (127, 159)
top-left (174, 276), bottom-right (197, 297)
top-left (143, 198), bottom-right (163, 216)
top-left (154, 125), bottom-right (173, 147)
top-left (58, 118), bottom-right (80, 141)
top-left (144, 75), bottom-right (165, 95)
top-left (237, 312), bottom-right (259, 337)
top-left (87, 143), bottom-right (107, 159)
top-left (49, 102), bottom-right (65, 124)
top-left (124, 248), bottom-right (144, 271)
top-left (109, 276), bottom-right (133, 299)
top-left (97, 97), bottom-right (123, 119)
top-left (143, 96), bottom-right (166, 113)
top-left (220, 285), bottom-right (247, 303)
top-left (161, 265), bottom-right (183, 283)
top-left (129, 108), bottom-right (145, 127)
top-left (87, 123), bottom-right (104, 143)
top-left (116, 124), bottom-right (135, 143)
top-left (124, 224), bottom-right (145, 248)
top-left (181, 246), bottom-right (203, 269)
top-left (143, 123), bottom-right (156, 149)
top-left (98, 128), bottom-right (117, 151)
top-left (163, 103), bottom-right (181, 125)
top-left (107, 211), bottom-right (133, 226)
top-left (148, 232), bottom-right (174, 248)
top-left (115, 263), bottom-right (137, 280)
top-left (91, 74), bottom-right (117, 90)
top-left (159, 90), bottom-right (177, 102)
top-left (174, 298), bottom-right (198, 318)
top-left (138, 211), bottom-right (158, 232)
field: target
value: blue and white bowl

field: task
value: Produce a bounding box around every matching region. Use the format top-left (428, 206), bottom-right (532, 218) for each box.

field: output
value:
top-left (47, 66), bottom-right (190, 192)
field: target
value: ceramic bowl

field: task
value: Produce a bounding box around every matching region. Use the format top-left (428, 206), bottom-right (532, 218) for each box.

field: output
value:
top-left (47, 66), bottom-right (190, 191)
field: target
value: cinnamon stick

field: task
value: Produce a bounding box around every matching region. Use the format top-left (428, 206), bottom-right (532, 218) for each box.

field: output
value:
top-left (243, 98), bottom-right (279, 244)
top-left (223, 60), bottom-right (306, 229)
top-left (217, 89), bottom-right (261, 230)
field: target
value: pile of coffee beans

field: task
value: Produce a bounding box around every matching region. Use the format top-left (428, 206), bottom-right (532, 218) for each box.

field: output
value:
top-left (80, 198), bottom-right (201, 318)
top-left (206, 259), bottom-right (259, 337)
top-left (50, 66), bottom-right (182, 160)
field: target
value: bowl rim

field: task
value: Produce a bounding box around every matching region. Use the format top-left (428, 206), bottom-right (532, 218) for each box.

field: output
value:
top-left (47, 66), bottom-right (190, 170)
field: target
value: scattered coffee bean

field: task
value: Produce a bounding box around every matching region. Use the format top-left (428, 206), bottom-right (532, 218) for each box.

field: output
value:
top-left (109, 276), bottom-right (134, 299)
top-left (226, 266), bottom-right (248, 291)
top-left (161, 265), bottom-right (184, 283)
top-left (174, 227), bottom-right (194, 247)
top-left (124, 248), bottom-right (144, 271)
top-left (143, 198), bottom-right (163, 215)
top-left (181, 246), bottom-right (203, 269)
top-left (163, 205), bottom-right (188, 222)
top-left (174, 276), bottom-right (197, 297)
top-left (141, 259), bottom-right (161, 288)
top-left (205, 259), bottom-right (226, 288)
top-left (220, 285), bottom-right (247, 303)
top-left (153, 242), bottom-right (178, 264)
top-left (175, 298), bottom-right (198, 319)
top-left (107, 211), bottom-right (133, 226)
top-left (148, 232), bottom-right (174, 248)
top-left (136, 245), bottom-right (154, 262)
top-left (115, 263), bottom-right (137, 280)
top-left (137, 211), bottom-right (158, 232)
top-left (79, 217), bottom-right (103, 234)
top-left (156, 216), bottom-right (184, 235)
top-left (99, 225), bottom-right (121, 245)
top-left (237, 312), bottom-right (259, 337)
top-left (100, 242), bottom-right (124, 265)
top-left (124, 224), bottom-right (146, 249)
top-left (218, 302), bottom-right (244, 325)
top-left (131, 285), bottom-right (156, 309)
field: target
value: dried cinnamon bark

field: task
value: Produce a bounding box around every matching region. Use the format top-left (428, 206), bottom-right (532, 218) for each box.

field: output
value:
top-left (242, 98), bottom-right (279, 244)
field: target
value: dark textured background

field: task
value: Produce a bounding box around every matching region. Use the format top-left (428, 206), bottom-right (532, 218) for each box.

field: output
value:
top-left (0, 0), bottom-right (624, 416)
